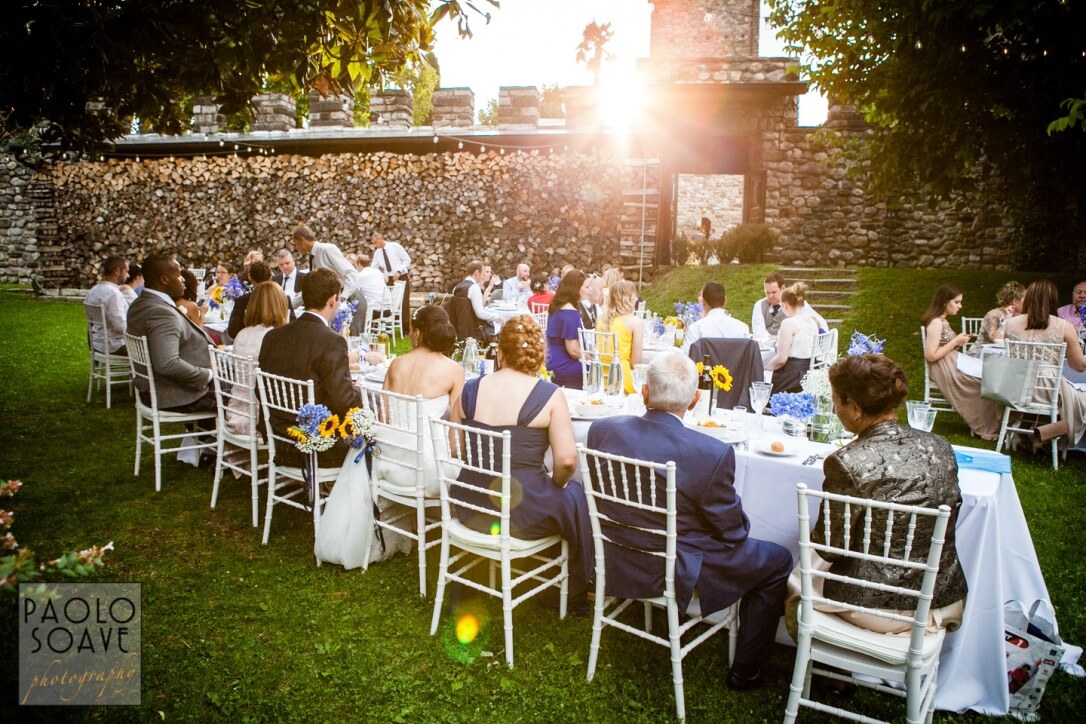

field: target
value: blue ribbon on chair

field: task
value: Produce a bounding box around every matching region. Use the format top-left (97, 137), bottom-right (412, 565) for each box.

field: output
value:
top-left (953, 446), bottom-right (1012, 474)
top-left (352, 442), bottom-right (386, 554)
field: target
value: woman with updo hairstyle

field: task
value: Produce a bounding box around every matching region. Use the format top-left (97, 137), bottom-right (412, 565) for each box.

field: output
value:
top-left (450, 313), bottom-right (592, 609)
top-left (790, 354), bottom-right (968, 635)
top-left (526, 272), bottom-right (554, 311)
top-left (766, 282), bottom-right (819, 394)
top-left (970, 281), bottom-right (1025, 351)
top-left (317, 304), bottom-right (467, 570)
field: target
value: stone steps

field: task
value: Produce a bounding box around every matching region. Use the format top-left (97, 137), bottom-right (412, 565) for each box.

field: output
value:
top-left (777, 267), bottom-right (860, 326)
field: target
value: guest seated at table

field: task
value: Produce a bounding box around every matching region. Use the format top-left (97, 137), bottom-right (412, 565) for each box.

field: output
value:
top-left (447, 260), bottom-right (499, 343)
top-left (207, 262), bottom-right (238, 304)
top-left (1056, 279), bottom-right (1086, 330)
top-left (968, 280), bottom-right (1024, 354)
top-left (922, 285), bottom-right (1001, 440)
top-left (597, 280), bottom-right (644, 394)
top-left (176, 269), bottom-right (209, 329)
top-left (1004, 279), bottom-right (1086, 448)
top-left (227, 261), bottom-right (276, 339)
top-left (580, 274), bottom-right (604, 329)
top-left (788, 353), bottom-right (967, 635)
top-left (119, 262), bottom-right (143, 303)
top-left (766, 283), bottom-right (819, 395)
top-left (314, 305), bottom-right (466, 569)
top-left (527, 272), bottom-right (554, 311)
top-left (225, 281), bottom-right (289, 434)
top-left (502, 263), bottom-right (532, 305)
top-left (682, 281), bottom-right (750, 353)
top-left (127, 255), bottom-right (216, 414)
top-left (380, 304), bottom-right (466, 497)
top-left (546, 270), bottom-right (587, 388)
top-left (450, 315), bottom-right (592, 607)
top-left (238, 249), bottom-right (264, 287)
top-left (587, 352), bottom-right (793, 690)
top-left (258, 268), bottom-right (362, 468)
top-left (85, 255), bottom-right (130, 355)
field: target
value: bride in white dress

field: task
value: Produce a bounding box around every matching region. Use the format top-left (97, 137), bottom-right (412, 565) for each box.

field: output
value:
top-left (315, 306), bottom-right (465, 569)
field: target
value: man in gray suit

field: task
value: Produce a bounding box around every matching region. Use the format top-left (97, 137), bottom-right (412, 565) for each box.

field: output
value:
top-left (126, 254), bottom-right (215, 413)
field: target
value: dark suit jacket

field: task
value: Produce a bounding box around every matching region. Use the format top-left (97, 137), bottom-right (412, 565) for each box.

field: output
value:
top-left (586, 409), bottom-right (755, 615)
top-left (688, 337), bottom-right (765, 410)
top-left (272, 269), bottom-right (307, 290)
top-left (813, 420), bottom-right (968, 610)
top-left (126, 292), bottom-right (213, 408)
top-left (579, 301), bottom-right (599, 330)
top-left (258, 312), bottom-right (361, 467)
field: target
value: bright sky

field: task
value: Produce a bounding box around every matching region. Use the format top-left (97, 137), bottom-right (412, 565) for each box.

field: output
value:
top-left (432, 0), bottom-right (828, 127)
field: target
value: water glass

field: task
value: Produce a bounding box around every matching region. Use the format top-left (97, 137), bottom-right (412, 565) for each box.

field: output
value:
top-left (905, 400), bottom-right (931, 429)
top-left (750, 382), bottom-right (772, 431)
top-left (911, 409), bottom-right (938, 432)
top-left (631, 363), bottom-right (649, 393)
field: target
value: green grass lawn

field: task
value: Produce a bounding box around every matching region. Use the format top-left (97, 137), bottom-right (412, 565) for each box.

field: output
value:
top-left (1, 269), bottom-right (1084, 722)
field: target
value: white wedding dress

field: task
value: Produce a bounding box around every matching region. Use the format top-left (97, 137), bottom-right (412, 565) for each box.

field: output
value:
top-left (314, 396), bottom-right (453, 570)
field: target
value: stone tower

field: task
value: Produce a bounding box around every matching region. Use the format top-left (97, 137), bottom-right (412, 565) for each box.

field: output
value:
top-left (649, 0), bottom-right (761, 61)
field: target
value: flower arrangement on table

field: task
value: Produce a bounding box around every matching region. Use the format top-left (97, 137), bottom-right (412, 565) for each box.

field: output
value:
top-left (696, 361), bottom-right (734, 392)
top-left (673, 301), bottom-right (703, 329)
top-left (801, 367), bottom-right (832, 406)
top-left (547, 275), bottom-right (560, 292)
top-left (847, 330), bottom-right (885, 356)
top-left (208, 277), bottom-right (247, 309)
top-left (768, 391), bottom-right (817, 420)
top-left (331, 300), bottom-right (358, 335)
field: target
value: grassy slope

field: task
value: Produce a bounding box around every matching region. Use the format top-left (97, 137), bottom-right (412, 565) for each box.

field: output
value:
top-left (1, 272), bottom-right (1083, 722)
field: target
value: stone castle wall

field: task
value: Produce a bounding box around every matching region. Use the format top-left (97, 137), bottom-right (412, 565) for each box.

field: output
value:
top-left (0, 157), bottom-right (38, 282)
top-left (22, 149), bottom-right (626, 290)
top-left (649, 0), bottom-right (760, 59)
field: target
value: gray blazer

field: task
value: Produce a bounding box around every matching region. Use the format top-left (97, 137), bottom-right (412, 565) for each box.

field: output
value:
top-left (813, 420), bottom-right (968, 610)
top-left (126, 292), bottom-right (213, 409)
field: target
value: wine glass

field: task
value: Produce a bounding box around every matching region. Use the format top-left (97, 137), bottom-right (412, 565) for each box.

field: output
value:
top-left (749, 382), bottom-right (772, 433)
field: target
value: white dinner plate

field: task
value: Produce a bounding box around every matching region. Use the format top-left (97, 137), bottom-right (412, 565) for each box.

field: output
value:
top-left (572, 403), bottom-right (621, 420)
top-left (686, 421), bottom-right (747, 444)
top-left (754, 439), bottom-right (801, 457)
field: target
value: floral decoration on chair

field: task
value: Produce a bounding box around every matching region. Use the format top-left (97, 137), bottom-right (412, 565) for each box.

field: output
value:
top-left (331, 301), bottom-right (358, 335)
top-left (209, 277), bottom-right (247, 309)
top-left (847, 330), bottom-right (885, 356)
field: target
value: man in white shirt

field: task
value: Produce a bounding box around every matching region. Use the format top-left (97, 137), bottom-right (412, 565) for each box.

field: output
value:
top-left (751, 272), bottom-right (827, 340)
top-left (579, 274), bottom-right (604, 329)
top-left (502, 263), bottom-right (532, 305)
top-left (85, 255), bottom-right (130, 354)
top-left (291, 224), bottom-right (363, 305)
top-left (683, 282), bottom-right (750, 352)
top-left (370, 230), bottom-right (412, 333)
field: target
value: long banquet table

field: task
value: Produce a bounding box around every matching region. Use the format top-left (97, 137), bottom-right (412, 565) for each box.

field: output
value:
top-left (561, 394), bottom-right (1068, 715)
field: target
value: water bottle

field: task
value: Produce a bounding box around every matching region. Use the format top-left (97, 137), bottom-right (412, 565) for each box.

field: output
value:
top-left (462, 338), bottom-right (479, 375)
top-left (605, 359), bottom-right (624, 396)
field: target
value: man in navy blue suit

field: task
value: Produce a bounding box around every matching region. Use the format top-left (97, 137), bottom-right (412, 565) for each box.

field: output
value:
top-left (586, 352), bottom-right (792, 690)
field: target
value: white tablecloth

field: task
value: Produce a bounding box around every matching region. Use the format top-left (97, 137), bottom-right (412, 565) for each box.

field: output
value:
top-left (566, 402), bottom-right (1064, 715)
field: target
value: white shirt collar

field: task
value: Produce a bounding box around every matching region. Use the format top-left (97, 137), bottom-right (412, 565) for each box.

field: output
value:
top-left (304, 310), bottom-right (330, 326)
top-left (143, 288), bottom-right (175, 306)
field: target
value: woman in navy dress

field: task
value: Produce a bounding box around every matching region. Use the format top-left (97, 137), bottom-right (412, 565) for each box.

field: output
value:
top-left (451, 314), bottom-right (592, 601)
top-left (545, 269), bottom-right (587, 388)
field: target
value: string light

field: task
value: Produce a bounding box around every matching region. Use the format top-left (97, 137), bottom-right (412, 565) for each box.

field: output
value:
top-left (433, 135), bottom-right (439, 144)
top-left (458, 141), bottom-right (464, 150)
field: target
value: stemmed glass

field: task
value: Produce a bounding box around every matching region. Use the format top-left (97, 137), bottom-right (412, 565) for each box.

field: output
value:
top-left (749, 382), bottom-right (772, 433)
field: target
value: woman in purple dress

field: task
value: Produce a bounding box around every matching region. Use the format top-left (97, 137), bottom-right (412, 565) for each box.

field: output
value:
top-left (545, 269), bottom-right (587, 388)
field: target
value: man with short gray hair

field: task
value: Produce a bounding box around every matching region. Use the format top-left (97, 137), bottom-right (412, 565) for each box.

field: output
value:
top-left (586, 352), bottom-right (792, 691)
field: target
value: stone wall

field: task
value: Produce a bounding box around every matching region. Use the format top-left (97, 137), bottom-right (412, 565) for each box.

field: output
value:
top-left (760, 103), bottom-right (1018, 269)
top-left (38, 149), bottom-right (626, 290)
top-left (649, 0), bottom-right (759, 60)
top-left (677, 174), bottom-right (744, 237)
top-left (0, 156), bottom-right (38, 283)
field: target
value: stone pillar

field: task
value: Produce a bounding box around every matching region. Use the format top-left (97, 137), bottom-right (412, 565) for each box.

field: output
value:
top-left (308, 93), bottom-right (354, 128)
top-left (431, 88), bottom-right (475, 127)
top-left (192, 96), bottom-right (224, 134)
top-left (370, 89), bottom-right (414, 128)
top-left (649, 0), bottom-right (760, 60)
top-left (498, 86), bottom-right (539, 128)
top-left (251, 93), bottom-right (296, 132)
top-left (562, 86), bottom-right (599, 129)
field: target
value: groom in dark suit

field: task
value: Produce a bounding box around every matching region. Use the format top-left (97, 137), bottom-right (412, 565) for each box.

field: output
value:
top-left (258, 268), bottom-right (361, 468)
top-left (586, 352), bottom-right (792, 690)
top-left (126, 254), bottom-right (215, 413)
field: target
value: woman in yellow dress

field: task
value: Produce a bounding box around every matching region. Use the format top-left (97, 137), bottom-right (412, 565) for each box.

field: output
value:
top-left (598, 280), bottom-right (644, 394)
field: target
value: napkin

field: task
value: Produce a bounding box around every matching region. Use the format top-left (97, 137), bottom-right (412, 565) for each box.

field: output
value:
top-left (952, 446), bottom-right (1011, 474)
